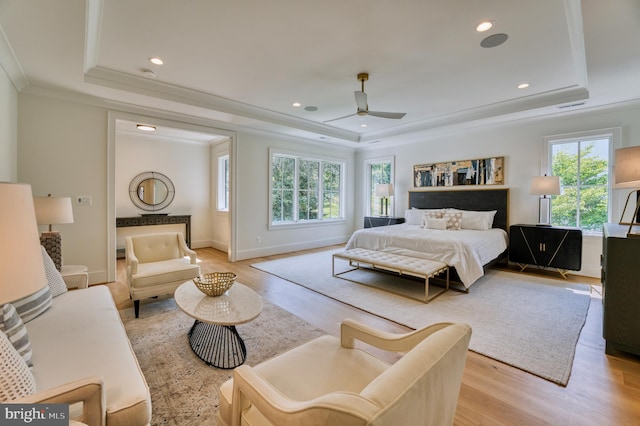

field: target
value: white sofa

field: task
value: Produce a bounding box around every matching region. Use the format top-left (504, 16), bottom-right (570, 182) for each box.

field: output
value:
top-left (17, 285), bottom-right (152, 425)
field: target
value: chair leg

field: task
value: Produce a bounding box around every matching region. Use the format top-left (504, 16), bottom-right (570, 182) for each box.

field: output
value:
top-left (134, 300), bottom-right (140, 318)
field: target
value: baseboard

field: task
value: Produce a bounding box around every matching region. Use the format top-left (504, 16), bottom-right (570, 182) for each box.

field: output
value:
top-left (235, 236), bottom-right (349, 261)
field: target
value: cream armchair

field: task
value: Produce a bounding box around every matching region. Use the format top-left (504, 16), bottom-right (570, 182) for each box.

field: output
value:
top-left (126, 232), bottom-right (200, 318)
top-left (217, 319), bottom-right (471, 426)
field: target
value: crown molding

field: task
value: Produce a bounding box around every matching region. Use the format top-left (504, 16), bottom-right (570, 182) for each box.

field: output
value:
top-left (0, 24), bottom-right (28, 91)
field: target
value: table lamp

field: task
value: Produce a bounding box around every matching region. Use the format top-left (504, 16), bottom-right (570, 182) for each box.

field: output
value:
top-left (375, 183), bottom-right (394, 217)
top-left (33, 194), bottom-right (74, 271)
top-left (530, 175), bottom-right (560, 226)
top-left (614, 146), bottom-right (640, 237)
top-left (0, 183), bottom-right (48, 306)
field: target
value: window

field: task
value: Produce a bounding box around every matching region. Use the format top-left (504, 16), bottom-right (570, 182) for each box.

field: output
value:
top-left (217, 154), bottom-right (229, 211)
top-left (365, 158), bottom-right (394, 216)
top-left (546, 130), bottom-right (616, 233)
top-left (271, 152), bottom-right (345, 225)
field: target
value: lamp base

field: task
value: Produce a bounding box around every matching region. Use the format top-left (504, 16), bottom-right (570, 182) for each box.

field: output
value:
top-left (40, 231), bottom-right (62, 271)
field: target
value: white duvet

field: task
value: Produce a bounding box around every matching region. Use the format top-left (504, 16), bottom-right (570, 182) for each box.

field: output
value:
top-left (344, 224), bottom-right (508, 288)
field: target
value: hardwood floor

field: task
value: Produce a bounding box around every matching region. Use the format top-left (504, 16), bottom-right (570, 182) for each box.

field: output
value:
top-left (110, 246), bottom-right (640, 425)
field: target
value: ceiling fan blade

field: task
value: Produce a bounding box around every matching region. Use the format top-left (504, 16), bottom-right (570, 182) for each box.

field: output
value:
top-left (354, 91), bottom-right (368, 111)
top-left (323, 112), bottom-right (357, 123)
top-left (367, 111), bottom-right (407, 119)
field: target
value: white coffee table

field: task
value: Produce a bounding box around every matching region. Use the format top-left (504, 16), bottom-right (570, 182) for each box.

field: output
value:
top-left (174, 281), bottom-right (262, 369)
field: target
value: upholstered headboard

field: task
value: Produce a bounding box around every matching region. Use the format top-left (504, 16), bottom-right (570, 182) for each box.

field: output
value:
top-left (408, 188), bottom-right (509, 231)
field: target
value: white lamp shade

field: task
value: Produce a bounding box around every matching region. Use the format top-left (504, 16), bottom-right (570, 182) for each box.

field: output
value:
top-left (33, 196), bottom-right (74, 226)
top-left (375, 183), bottom-right (394, 197)
top-left (614, 146), bottom-right (640, 189)
top-left (0, 183), bottom-right (48, 304)
top-left (530, 176), bottom-right (561, 196)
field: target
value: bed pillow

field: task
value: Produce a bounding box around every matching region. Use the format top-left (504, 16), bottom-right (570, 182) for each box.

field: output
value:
top-left (425, 217), bottom-right (447, 230)
top-left (405, 209), bottom-right (424, 225)
top-left (443, 211), bottom-right (463, 230)
top-left (460, 210), bottom-right (497, 230)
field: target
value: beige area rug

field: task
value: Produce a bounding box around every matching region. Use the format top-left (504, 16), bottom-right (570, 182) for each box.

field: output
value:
top-left (251, 249), bottom-right (592, 386)
top-left (120, 297), bottom-right (325, 425)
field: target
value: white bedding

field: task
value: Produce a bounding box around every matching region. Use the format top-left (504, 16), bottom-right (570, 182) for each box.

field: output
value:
top-left (344, 224), bottom-right (508, 288)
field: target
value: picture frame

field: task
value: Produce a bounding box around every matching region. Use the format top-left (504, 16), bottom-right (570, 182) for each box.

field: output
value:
top-left (413, 156), bottom-right (504, 187)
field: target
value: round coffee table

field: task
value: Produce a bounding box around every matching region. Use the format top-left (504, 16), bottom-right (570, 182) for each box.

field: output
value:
top-left (175, 281), bottom-right (262, 369)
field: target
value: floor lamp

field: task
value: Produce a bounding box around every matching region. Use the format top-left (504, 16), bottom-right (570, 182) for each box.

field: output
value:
top-left (0, 183), bottom-right (48, 307)
top-left (614, 146), bottom-right (640, 237)
top-left (530, 175), bottom-right (560, 226)
top-left (375, 183), bottom-right (394, 217)
top-left (33, 194), bottom-right (74, 271)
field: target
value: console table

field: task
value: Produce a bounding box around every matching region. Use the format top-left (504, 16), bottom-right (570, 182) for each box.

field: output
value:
top-left (116, 215), bottom-right (191, 257)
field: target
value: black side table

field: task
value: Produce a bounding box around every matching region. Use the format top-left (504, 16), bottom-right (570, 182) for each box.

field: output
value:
top-left (364, 216), bottom-right (405, 228)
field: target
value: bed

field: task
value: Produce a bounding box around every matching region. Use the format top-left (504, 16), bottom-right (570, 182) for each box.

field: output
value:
top-left (342, 188), bottom-right (509, 291)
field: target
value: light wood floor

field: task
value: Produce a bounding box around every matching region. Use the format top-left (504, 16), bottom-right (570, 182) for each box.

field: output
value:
top-left (109, 246), bottom-right (640, 425)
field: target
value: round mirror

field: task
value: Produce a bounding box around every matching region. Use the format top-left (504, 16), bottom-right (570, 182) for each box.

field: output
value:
top-left (129, 171), bottom-right (175, 211)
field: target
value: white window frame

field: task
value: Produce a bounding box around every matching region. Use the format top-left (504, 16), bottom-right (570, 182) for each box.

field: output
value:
top-left (217, 154), bottom-right (229, 212)
top-left (542, 127), bottom-right (620, 234)
top-left (364, 157), bottom-right (395, 217)
top-left (269, 148), bottom-right (346, 228)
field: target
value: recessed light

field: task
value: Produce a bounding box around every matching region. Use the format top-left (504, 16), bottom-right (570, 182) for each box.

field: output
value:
top-left (136, 124), bottom-right (156, 132)
top-left (481, 33), bottom-right (508, 48)
top-left (476, 21), bottom-right (494, 32)
top-left (292, 102), bottom-right (301, 107)
top-left (360, 124), bottom-right (368, 128)
top-left (149, 57), bottom-right (164, 65)
top-left (304, 106), bottom-right (318, 111)
top-left (517, 83), bottom-right (530, 89)
top-left (142, 69), bottom-right (156, 79)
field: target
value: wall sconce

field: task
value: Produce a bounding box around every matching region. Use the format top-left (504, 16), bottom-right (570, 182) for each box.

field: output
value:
top-left (33, 194), bottom-right (74, 270)
top-left (530, 175), bottom-right (560, 226)
top-left (375, 183), bottom-right (394, 217)
top-left (614, 146), bottom-right (640, 237)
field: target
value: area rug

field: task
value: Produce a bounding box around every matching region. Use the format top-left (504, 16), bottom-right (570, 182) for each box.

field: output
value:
top-left (120, 297), bottom-right (325, 425)
top-left (251, 249), bottom-right (592, 386)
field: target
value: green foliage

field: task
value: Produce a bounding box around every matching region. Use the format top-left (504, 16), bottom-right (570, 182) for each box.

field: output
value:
top-left (369, 162), bottom-right (391, 216)
top-left (551, 141), bottom-right (608, 231)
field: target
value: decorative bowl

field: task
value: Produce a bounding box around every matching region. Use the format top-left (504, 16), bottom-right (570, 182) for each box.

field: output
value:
top-left (193, 272), bottom-right (237, 297)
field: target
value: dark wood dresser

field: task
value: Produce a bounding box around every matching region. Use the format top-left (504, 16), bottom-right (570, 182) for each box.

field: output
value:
top-left (601, 223), bottom-right (640, 356)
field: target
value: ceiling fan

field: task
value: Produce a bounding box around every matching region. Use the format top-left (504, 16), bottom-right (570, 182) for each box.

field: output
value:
top-left (325, 73), bottom-right (406, 123)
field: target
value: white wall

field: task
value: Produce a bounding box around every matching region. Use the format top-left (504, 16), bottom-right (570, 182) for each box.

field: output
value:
top-left (211, 140), bottom-right (230, 253)
top-left (356, 104), bottom-right (640, 278)
top-left (0, 65), bottom-right (17, 181)
top-left (18, 93), bottom-right (109, 284)
top-left (115, 133), bottom-right (212, 249)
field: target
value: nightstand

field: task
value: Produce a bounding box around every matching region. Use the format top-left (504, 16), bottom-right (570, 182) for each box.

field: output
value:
top-left (364, 216), bottom-right (405, 228)
top-left (509, 224), bottom-right (582, 278)
top-left (60, 264), bottom-right (89, 289)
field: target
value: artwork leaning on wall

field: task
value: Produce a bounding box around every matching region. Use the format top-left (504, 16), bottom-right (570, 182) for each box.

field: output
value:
top-left (413, 156), bottom-right (504, 187)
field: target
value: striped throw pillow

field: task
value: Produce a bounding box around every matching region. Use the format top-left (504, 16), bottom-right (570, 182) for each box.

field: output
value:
top-left (0, 303), bottom-right (32, 367)
top-left (12, 285), bottom-right (52, 324)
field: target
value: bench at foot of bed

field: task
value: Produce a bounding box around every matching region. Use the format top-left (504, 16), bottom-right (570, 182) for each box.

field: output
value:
top-left (332, 248), bottom-right (450, 303)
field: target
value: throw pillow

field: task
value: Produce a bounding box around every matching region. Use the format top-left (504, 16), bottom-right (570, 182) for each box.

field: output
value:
top-left (460, 210), bottom-right (497, 230)
top-left (0, 330), bottom-right (36, 401)
top-left (41, 246), bottom-right (68, 297)
top-left (0, 304), bottom-right (33, 367)
top-left (12, 285), bottom-right (52, 324)
top-left (404, 209), bottom-right (425, 225)
top-left (443, 211), bottom-right (463, 230)
top-left (425, 217), bottom-right (447, 230)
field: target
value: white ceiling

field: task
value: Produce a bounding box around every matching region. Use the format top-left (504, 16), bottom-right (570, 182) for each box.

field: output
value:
top-left (1, 0), bottom-right (639, 146)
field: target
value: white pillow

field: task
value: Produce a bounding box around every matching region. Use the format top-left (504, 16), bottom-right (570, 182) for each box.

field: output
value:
top-left (405, 209), bottom-right (424, 225)
top-left (41, 246), bottom-right (68, 297)
top-left (0, 329), bottom-right (36, 401)
top-left (425, 217), bottom-right (447, 230)
top-left (460, 210), bottom-right (497, 230)
top-left (0, 304), bottom-right (32, 367)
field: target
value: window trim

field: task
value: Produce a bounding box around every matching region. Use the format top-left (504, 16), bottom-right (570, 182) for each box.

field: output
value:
top-left (364, 157), bottom-right (395, 217)
top-left (268, 148), bottom-right (347, 229)
top-left (542, 127), bottom-right (620, 234)
top-left (217, 153), bottom-right (230, 212)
